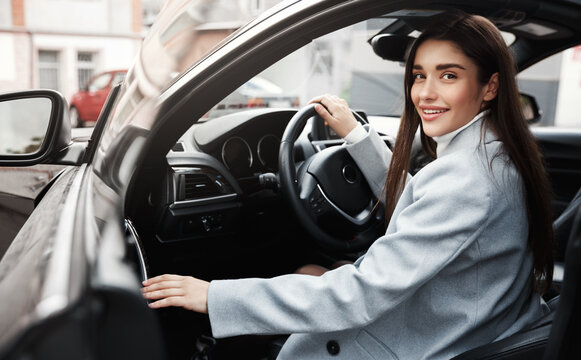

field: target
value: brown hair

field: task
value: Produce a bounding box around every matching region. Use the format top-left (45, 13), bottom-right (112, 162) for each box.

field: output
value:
top-left (384, 12), bottom-right (554, 293)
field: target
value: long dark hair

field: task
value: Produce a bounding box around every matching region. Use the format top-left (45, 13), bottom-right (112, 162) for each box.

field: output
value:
top-left (384, 12), bottom-right (554, 294)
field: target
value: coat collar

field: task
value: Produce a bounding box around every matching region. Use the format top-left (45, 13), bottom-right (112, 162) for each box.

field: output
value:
top-left (436, 112), bottom-right (498, 158)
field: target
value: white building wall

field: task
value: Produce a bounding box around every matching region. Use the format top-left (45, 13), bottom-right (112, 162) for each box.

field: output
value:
top-left (0, 0), bottom-right (142, 102)
top-left (0, 1), bottom-right (11, 26)
top-left (0, 32), bottom-right (33, 92)
top-left (25, 0), bottom-right (133, 34)
top-left (0, 34), bottom-right (18, 84)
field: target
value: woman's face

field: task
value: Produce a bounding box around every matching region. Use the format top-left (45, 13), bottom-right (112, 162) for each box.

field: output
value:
top-left (410, 39), bottom-right (497, 138)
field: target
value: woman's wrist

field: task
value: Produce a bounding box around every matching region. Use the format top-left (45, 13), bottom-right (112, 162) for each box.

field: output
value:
top-left (343, 123), bottom-right (367, 144)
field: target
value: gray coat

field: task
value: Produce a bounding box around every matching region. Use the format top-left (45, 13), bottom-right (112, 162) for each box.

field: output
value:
top-left (207, 118), bottom-right (546, 359)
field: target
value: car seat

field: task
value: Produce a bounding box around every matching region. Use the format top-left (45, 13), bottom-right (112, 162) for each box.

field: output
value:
top-left (452, 190), bottom-right (581, 359)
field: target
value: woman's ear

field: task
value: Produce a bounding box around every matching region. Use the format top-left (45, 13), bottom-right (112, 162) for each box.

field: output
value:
top-left (483, 72), bottom-right (499, 101)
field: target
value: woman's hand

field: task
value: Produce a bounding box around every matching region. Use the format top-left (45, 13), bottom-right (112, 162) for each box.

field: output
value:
top-left (142, 274), bottom-right (210, 314)
top-left (309, 94), bottom-right (358, 138)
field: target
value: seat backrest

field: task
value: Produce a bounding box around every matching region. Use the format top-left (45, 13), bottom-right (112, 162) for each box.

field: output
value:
top-left (450, 188), bottom-right (581, 360)
top-left (543, 204), bottom-right (581, 359)
top-left (553, 186), bottom-right (581, 263)
top-left (450, 309), bottom-right (555, 360)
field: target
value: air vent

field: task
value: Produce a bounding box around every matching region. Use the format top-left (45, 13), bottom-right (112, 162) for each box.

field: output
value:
top-left (183, 173), bottom-right (221, 199)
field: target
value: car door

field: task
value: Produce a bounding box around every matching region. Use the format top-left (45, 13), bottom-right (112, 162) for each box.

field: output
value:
top-left (0, 165), bottom-right (65, 260)
top-left (0, 84), bottom-right (165, 358)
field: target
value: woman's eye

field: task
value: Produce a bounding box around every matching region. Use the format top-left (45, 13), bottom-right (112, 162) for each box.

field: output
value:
top-left (442, 73), bottom-right (457, 80)
top-left (413, 73), bottom-right (425, 80)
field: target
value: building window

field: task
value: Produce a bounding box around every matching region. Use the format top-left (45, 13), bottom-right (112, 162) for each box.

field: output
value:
top-left (77, 52), bottom-right (96, 90)
top-left (38, 50), bottom-right (60, 90)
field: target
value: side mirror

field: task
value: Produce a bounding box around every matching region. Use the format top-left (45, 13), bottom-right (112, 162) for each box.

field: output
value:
top-left (520, 93), bottom-right (542, 125)
top-left (369, 34), bottom-right (415, 63)
top-left (0, 90), bottom-right (72, 166)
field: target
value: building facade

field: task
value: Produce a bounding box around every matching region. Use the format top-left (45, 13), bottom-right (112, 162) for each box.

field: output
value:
top-left (0, 0), bottom-right (144, 101)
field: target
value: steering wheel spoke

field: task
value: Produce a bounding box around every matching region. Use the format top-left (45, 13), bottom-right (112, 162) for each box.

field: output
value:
top-left (305, 184), bottom-right (333, 219)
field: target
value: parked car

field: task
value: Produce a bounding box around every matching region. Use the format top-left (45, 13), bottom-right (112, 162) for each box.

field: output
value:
top-left (69, 69), bottom-right (127, 127)
top-left (0, 0), bottom-right (580, 359)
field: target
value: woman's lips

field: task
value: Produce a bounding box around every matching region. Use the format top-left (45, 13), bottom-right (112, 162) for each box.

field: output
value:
top-left (419, 107), bottom-right (448, 121)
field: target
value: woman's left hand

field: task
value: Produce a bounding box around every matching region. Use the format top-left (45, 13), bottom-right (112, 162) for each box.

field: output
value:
top-left (142, 274), bottom-right (210, 313)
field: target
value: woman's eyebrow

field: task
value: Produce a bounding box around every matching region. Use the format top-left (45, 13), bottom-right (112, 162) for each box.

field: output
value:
top-left (436, 63), bottom-right (466, 70)
top-left (412, 63), bottom-right (466, 70)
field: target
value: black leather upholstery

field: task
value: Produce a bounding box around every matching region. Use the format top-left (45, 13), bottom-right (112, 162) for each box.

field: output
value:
top-left (554, 187), bottom-right (581, 264)
top-left (543, 205), bottom-right (581, 359)
top-left (450, 304), bottom-right (556, 360)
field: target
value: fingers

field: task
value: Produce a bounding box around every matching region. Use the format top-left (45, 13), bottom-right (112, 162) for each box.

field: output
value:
top-left (309, 94), bottom-right (358, 138)
top-left (308, 94), bottom-right (347, 116)
top-left (148, 296), bottom-right (188, 309)
top-left (141, 274), bottom-right (210, 314)
top-left (142, 275), bottom-right (185, 297)
top-left (142, 273), bottom-right (184, 286)
top-left (143, 280), bottom-right (182, 291)
top-left (142, 285), bottom-right (183, 300)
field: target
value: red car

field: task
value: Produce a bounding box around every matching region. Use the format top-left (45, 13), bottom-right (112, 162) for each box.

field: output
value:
top-left (69, 69), bottom-right (127, 127)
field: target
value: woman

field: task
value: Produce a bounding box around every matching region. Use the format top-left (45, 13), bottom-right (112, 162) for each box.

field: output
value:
top-left (142, 12), bottom-right (554, 359)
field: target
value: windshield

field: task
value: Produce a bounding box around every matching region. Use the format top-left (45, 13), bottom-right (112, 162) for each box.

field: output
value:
top-left (203, 18), bottom-right (406, 121)
top-left (202, 15), bottom-right (522, 123)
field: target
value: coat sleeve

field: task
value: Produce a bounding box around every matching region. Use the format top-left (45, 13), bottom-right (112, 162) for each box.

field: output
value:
top-left (345, 126), bottom-right (393, 202)
top-left (207, 156), bottom-right (493, 338)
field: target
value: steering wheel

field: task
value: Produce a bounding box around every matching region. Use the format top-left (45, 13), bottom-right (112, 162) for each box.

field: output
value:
top-left (279, 104), bottom-right (385, 253)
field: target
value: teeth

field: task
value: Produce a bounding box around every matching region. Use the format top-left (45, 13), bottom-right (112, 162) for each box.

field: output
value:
top-left (423, 109), bottom-right (447, 114)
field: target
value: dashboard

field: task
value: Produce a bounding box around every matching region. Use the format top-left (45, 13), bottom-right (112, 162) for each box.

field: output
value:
top-left (148, 108), bottom-right (397, 246)
top-left (153, 109), bottom-right (303, 244)
top-left (191, 109), bottom-right (296, 178)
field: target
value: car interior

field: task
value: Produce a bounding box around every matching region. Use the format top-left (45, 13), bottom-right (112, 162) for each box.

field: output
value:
top-left (113, 3), bottom-right (581, 360)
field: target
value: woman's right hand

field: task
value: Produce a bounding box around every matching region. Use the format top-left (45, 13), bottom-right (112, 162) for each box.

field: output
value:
top-left (142, 274), bottom-right (210, 314)
top-left (309, 94), bottom-right (358, 139)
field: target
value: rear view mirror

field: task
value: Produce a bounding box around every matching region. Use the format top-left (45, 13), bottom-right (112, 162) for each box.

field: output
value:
top-left (0, 90), bottom-right (72, 166)
top-left (369, 34), bottom-right (415, 62)
top-left (520, 93), bottom-right (542, 124)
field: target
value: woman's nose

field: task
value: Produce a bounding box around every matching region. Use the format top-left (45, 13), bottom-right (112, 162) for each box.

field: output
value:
top-left (419, 77), bottom-right (437, 101)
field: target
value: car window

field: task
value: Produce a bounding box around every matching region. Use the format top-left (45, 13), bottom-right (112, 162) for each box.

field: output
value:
top-left (204, 18), bottom-right (406, 121)
top-left (518, 45), bottom-right (581, 128)
top-left (88, 73), bottom-right (112, 92)
top-left (204, 20), bottom-right (522, 125)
